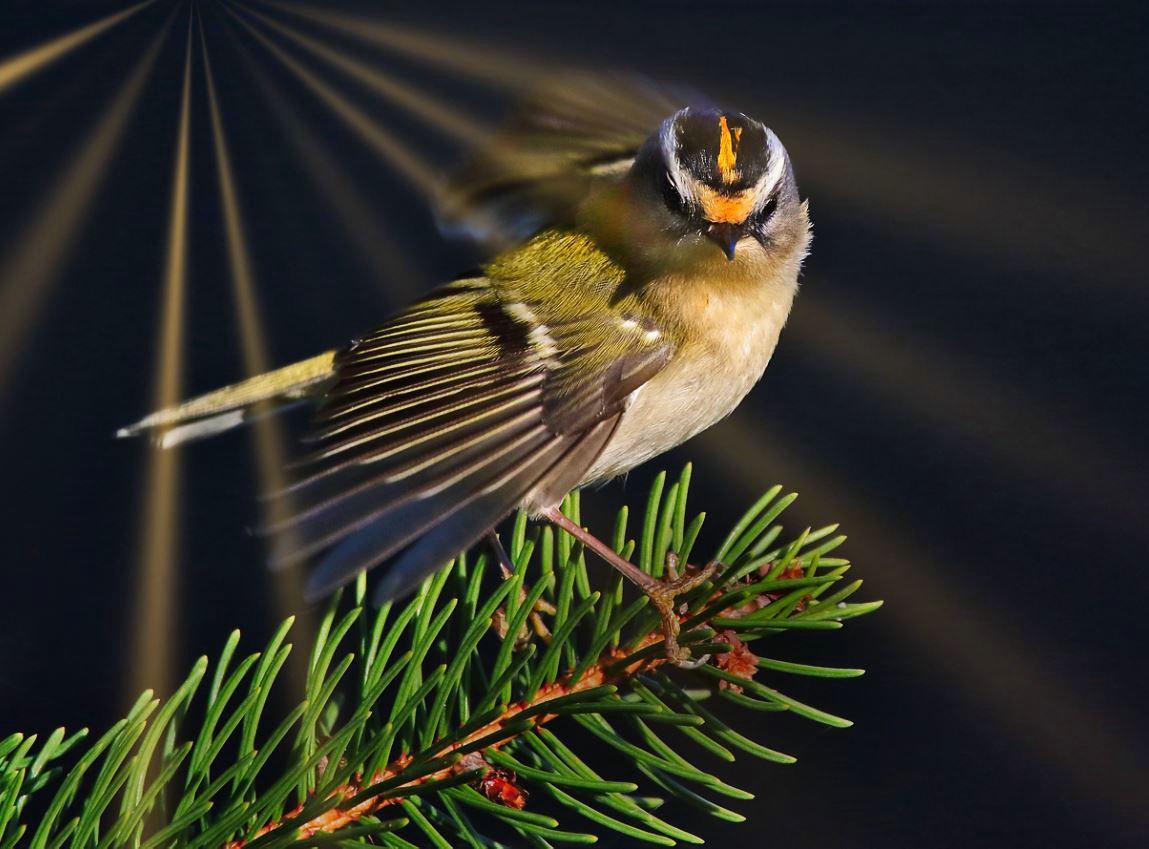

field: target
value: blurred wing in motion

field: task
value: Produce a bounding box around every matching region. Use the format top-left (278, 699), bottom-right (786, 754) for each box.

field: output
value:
top-left (268, 276), bottom-right (671, 603)
top-left (438, 73), bottom-right (708, 248)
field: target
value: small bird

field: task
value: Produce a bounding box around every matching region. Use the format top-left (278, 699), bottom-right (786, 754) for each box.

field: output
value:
top-left (120, 78), bottom-right (811, 660)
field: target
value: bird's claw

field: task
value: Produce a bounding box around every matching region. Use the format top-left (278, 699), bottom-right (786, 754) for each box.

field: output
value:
top-left (490, 532), bottom-right (556, 645)
top-left (646, 554), bottom-right (720, 664)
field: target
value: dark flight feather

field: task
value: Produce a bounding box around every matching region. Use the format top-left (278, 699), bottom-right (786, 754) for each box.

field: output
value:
top-left (263, 278), bottom-right (671, 602)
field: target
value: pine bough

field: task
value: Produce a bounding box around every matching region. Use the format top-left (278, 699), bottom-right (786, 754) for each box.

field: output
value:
top-left (0, 465), bottom-right (881, 847)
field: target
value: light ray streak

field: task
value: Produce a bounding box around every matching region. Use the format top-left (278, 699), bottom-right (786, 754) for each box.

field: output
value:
top-left (241, 5), bottom-right (490, 146)
top-left (130, 12), bottom-right (195, 700)
top-left (199, 12), bottom-right (313, 693)
top-left (697, 417), bottom-right (1149, 835)
top-left (217, 13), bottom-right (418, 302)
top-left (770, 104), bottom-right (1148, 299)
top-left (223, 3), bottom-right (440, 195)
top-left (0, 17), bottom-right (173, 400)
top-left (249, 3), bottom-right (1144, 300)
top-left (255, 0), bottom-right (535, 87)
top-left (791, 289), bottom-right (1149, 538)
top-left (0, 0), bottom-right (154, 95)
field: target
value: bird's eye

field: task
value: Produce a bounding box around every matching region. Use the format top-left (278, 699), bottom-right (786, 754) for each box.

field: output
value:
top-left (749, 194), bottom-right (777, 225)
top-left (661, 170), bottom-right (690, 217)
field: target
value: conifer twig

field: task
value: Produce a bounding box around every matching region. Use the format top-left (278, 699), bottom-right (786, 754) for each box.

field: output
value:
top-left (228, 559), bottom-right (802, 846)
top-left (1, 465), bottom-right (881, 848)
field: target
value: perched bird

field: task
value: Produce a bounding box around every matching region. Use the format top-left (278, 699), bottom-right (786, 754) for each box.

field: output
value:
top-left (120, 78), bottom-right (810, 660)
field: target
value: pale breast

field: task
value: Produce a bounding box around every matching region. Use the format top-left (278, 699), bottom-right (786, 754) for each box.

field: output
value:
top-left (580, 239), bottom-right (801, 483)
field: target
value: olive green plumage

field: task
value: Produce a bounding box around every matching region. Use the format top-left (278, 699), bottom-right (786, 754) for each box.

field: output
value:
top-left (119, 76), bottom-right (810, 606)
top-left (271, 230), bottom-right (679, 601)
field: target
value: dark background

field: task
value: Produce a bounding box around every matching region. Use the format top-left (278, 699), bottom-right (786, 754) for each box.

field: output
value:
top-left (2, 1), bottom-right (1147, 847)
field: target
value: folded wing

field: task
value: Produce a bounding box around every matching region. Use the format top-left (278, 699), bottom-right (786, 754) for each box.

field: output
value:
top-left (267, 277), bottom-right (671, 603)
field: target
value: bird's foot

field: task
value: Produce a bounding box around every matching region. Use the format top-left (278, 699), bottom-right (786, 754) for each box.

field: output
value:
top-left (541, 507), bottom-right (721, 664)
top-left (641, 553), bottom-right (720, 665)
top-left (489, 532), bottom-right (555, 645)
top-left (493, 599), bottom-right (556, 646)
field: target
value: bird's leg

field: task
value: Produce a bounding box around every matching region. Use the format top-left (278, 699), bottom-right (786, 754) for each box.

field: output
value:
top-left (541, 507), bottom-right (718, 663)
top-left (487, 532), bottom-right (554, 644)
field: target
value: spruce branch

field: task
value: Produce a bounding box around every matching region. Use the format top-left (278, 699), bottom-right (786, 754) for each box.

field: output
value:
top-left (0, 465), bottom-right (881, 847)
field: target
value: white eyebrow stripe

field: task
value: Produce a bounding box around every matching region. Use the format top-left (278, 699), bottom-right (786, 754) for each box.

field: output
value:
top-left (752, 128), bottom-right (788, 213)
top-left (660, 110), bottom-right (698, 206)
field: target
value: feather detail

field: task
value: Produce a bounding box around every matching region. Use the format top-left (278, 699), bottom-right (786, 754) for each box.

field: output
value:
top-left (265, 274), bottom-right (674, 600)
top-left (307, 433), bottom-right (570, 602)
top-left (368, 418), bottom-right (620, 605)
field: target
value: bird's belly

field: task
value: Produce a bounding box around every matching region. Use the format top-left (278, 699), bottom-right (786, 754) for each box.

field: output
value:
top-left (581, 275), bottom-right (797, 484)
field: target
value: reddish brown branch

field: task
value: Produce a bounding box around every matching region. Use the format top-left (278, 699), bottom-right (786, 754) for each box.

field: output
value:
top-left (224, 562), bottom-right (801, 847)
top-left (224, 631), bottom-right (672, 847)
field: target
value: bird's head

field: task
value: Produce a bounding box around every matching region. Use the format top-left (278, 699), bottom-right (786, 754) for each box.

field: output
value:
top-left (632, 107), bottom-right (799, 262)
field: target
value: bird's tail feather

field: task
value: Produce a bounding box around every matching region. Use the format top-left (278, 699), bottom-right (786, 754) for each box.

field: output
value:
top-left (116, 350), bottom-right (339, 448)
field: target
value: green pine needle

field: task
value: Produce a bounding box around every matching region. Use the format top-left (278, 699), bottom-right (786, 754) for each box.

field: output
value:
top-left (1, 465), bottom-right (879, 847)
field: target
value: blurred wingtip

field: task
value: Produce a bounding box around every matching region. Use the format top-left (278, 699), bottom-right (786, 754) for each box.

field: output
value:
top-left (370, 567), bottom-right (413, 608)
top-left (116, 413), bottom-right (157, 439)
top-left (115, 408), bottom-right (248, 447)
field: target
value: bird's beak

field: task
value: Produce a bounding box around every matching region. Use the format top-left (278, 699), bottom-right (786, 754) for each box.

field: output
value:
top-left (706, 223), bottom-right (740, 261)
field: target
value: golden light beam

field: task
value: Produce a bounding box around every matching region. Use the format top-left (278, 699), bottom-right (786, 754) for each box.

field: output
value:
top-left (201, 25), bottom-right (281, 468)
top-left (255, 0), bottom-right (536, 88)
top-left (0, 0), bottom-right (154, 95)
top-left (791, 288), bottom-right (1149, 538)
top-left (217, 11), bottom-right (418, 302)
top-left (253, 0), bottom-right (1146, 304)
top-left (199, 11), bottom-right (313, 694)
top-left (241, 5), bottom-right (491, 147)
top-left (771, 103), bottom-right (1148, 299)
top-left (697, 417), bottom-right (1149, 835)
top-left (130, 12), bottom-right (194, 700)
top-left (222, 2), bottom-right (440, 195)
top-left (253, 3), bottom-right (1145, 300)
top-left (226, 2), bottom-right (1135, 531)
top-left (0, 19), bottom-right (172, 400)
top-left (183, 8), bottom-right (1143, 834)
top-left (255, 0), bottom-right (1148, 298)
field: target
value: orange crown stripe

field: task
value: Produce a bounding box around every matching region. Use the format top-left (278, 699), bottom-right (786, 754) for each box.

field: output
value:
top-left (717, 115), bottom-right (742, 184)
